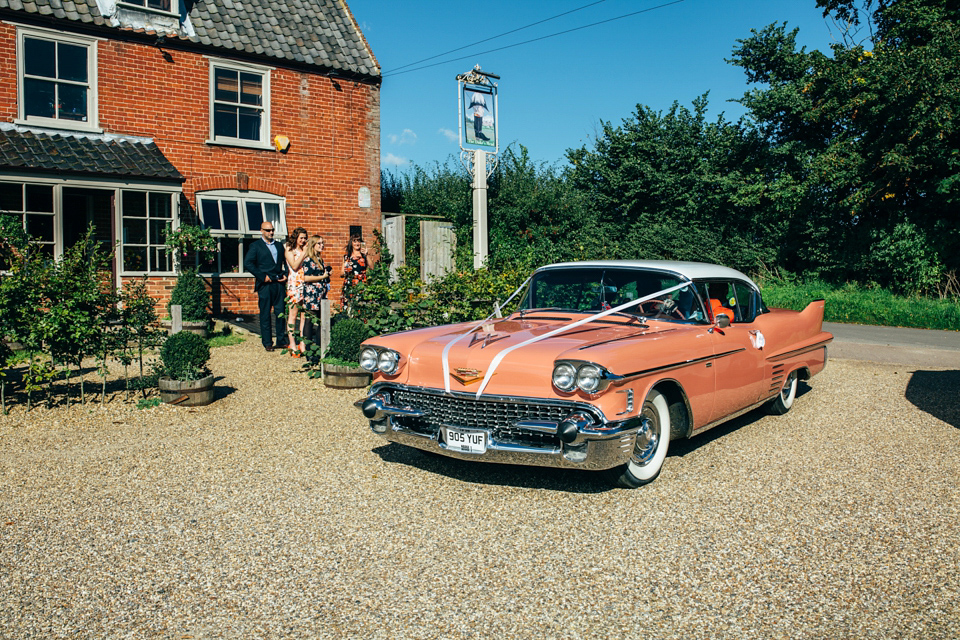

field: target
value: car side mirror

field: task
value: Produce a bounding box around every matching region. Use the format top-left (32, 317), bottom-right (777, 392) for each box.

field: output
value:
top-left (716, 314), bottom-right (731, 328)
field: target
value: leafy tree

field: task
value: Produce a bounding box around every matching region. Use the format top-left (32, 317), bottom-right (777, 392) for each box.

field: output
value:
top-left (730, 0), bottom-right (960, 292)
top-left (566, 95), bottom-right (777, 273)
top-left (41, 225), bottom-right (117, 404)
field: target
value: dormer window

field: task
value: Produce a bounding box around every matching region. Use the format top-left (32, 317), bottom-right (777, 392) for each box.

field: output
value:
top-left (122, 0), bottom-right (172, 10)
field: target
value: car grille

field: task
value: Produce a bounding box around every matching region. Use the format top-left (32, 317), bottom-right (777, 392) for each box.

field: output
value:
top-left (389, 387), bottom-right (590, 448)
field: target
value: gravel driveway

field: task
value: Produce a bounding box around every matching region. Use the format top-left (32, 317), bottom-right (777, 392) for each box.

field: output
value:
top-left (1, 335), bottom-right (958, 639)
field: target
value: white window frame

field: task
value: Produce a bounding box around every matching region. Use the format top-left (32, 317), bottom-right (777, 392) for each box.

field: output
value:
top-left (119, 190), bottom-right (177, 276)
top-left (206, 58), bottom-right (273, 150)
top-left (0, 177), bottom-right (181, 280)
top-left (15, 25), bottom-right (101, 133)
top-left (116, 0), bottom-right (179, 17)
top-left (195, 190), bottom-right (286, 276)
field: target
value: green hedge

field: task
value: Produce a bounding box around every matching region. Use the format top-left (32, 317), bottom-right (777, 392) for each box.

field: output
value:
top-left (761, 280), bottom-right (960, 331)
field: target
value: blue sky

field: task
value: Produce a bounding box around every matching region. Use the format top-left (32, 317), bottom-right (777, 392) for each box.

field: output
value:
top-left (347, 0), bottom-right (841, 171)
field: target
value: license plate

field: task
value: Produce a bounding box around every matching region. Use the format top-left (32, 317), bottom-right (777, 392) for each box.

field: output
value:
top-left (444, 427), bottom-right (486, 454)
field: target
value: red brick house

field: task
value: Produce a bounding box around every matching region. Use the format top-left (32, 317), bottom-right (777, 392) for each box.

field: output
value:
top-left (0, 0), bottom-right (380, 314)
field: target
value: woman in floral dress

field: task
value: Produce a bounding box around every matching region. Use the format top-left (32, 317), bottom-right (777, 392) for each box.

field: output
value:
top-left (301, 235), bottom-right (331, 359)
top-left (284, 227), bottom-right (308, 356)
top-left (341, 234), bottom-right (368, 312)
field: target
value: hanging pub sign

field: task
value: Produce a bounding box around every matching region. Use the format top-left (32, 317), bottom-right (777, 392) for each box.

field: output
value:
top-left (457, 66), bottom-right (499, 152)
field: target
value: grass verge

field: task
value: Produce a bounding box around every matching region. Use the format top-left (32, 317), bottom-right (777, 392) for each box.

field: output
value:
top-left (761, 280), bottom-right (960, 331)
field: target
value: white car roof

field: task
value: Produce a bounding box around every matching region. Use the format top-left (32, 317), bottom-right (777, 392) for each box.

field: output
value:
top-left (538, 260), bottom-right (760, 290)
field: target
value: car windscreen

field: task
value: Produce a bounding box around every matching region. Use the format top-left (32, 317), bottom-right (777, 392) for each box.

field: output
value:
top-left (522, 268), bottom-right (703, 321)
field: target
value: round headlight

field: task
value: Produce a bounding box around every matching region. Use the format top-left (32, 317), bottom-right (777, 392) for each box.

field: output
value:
top-left (359, 347), bottom-right (379, 372)
top-left (576, 364), bottom-right (603, 393)
top-left (553, 362), bottom-right (577, 391)
top-left (378, 350), bottom-right (400, 374)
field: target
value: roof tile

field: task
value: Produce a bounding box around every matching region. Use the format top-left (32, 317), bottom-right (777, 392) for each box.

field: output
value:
top-left (0, 129), bottom-right (183, 181)
top-left (0, 0), bottom-right (377, 77)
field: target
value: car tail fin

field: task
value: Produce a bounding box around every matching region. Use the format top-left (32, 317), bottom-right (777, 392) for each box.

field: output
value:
top-left (799, 299), bottom-right (826, 332)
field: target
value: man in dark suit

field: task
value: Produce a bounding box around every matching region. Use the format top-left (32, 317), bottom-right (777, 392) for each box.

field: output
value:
top-left (244, 222), bottom-right (288, 351)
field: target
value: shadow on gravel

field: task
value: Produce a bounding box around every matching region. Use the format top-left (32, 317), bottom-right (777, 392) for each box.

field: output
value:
top-left (669, 381), bottom-right (812, 458)
top-left (213, 377), bottom-right (237, 400)
top-left (905, 370), bottom-right (960, 428)
top-left (372, 444), bottom-right (614, 493)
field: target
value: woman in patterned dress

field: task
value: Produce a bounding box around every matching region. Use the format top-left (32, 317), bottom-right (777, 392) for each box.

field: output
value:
top-left (301, 235), bottom-right (331, 357)
top-left (284, 227), bottom-right (308, 356)
top-left (341, 234), bottom-right (368, 312)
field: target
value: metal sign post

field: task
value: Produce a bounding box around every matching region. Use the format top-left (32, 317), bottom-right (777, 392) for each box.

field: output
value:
top-left (457, 65), bottom-right (499, 270)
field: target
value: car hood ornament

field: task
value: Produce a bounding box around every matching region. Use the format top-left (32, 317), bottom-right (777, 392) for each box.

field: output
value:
top-left (450, 367), bottom-right (484, 385)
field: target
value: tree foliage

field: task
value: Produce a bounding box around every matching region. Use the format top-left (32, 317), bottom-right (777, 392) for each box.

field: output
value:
top-left (383, 0), bottom-right (957, 299)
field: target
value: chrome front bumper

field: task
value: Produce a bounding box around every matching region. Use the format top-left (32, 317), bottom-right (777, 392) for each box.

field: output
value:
top-left (355, 384), bottom-right (641, 471)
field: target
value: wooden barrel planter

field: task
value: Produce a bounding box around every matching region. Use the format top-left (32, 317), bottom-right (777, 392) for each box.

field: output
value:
top-left (159, 374), bottom-right (216, 406)
top-left (323, 364), bottom-right (372, 389)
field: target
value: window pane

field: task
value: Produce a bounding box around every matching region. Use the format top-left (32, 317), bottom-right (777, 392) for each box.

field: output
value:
top-left (149, 219), bottom-right (168, 245)
top-left (123, 218), bottom-right (147, 244)
top-left (24, 38), bottom-right (55, 78)
top-left (237, 107), bottom-right (261, 141)
top-left (151, 246), bottom-right (171, 272)
top-left (147, 0), bottom-right (171, 10)
top-left (221, 200), bottom-right (239, 230)
top-left (264, 202), bottom-right (280, 229)
top-left (25, 184), bottom-right (53, 213)
top-left (149, 193), bottom-right (172, 218)
top-left (241, 237), bottom-right (258, 273)
top-left (123, 191), bottom-right (147, 217)
top-left (24, 78), bottom-right (56, 119)
top-left (0, 183), bottom-right (23, 211)
top-left (220, 237), bottom-right (241, 273)
top-left (214, 105), bottom-right (237, 138)
top-left (25, 214), bottom-right (54, 242)
top-left (124, 246), bottom-right (147, 272)
top-left (239, 72), bottom-right (262, 106)
top-left (57, 43), bottom-right (87, 83)
top-left (58, 84), bottom-right (88, 121)
top-left (245, 202), bottom-right (263, 231)
top-left (214, 69), bottom-right (238, 103)
top-left (199, 200), bottom-right (221, 230)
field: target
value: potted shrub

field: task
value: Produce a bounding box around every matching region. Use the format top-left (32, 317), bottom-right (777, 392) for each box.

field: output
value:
top-left (157, 330), bottom-right (215, 406)
top-left (322, 317), bottom-right (374, 389)
top-left (166, 268), bottom-right (211, 336)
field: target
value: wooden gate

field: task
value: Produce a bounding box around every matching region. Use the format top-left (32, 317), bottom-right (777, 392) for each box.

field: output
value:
top-left (420, 219), bottom-right (456, 282)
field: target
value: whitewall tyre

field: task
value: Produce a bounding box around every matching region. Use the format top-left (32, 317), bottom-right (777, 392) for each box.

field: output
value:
top-left (767, 369), bottom-right (798, 415)
top-left (610, 389), bottom-right (670, 488)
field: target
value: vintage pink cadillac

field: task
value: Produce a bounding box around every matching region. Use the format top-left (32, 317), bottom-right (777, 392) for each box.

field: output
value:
top-left (356, 261), bottom-right (833, 487)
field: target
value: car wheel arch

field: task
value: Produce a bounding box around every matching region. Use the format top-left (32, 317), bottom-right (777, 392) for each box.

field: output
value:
top-left (648, 378), bottom-right (693, 440)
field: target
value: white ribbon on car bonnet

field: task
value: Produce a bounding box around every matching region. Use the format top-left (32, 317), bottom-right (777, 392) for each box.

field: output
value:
top-left (472, 281), bottom-right (691, 398)
top-left (441, 276), bottom-right (532, 394)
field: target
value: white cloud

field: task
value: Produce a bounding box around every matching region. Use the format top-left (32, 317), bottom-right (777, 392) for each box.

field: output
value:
top-left (438, 128), bottom-right (457, 142)
top-left (387, 129), bottom-right (417, 146)
top-left (382, 153), bottom-right (409, 167)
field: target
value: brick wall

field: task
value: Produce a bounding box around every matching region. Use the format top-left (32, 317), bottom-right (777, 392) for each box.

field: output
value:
top-left (0, 21), bottom-right (381, 316)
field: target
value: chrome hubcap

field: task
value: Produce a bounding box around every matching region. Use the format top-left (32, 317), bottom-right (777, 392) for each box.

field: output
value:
top-left (782, 372), bottom-right (796, 401)
top-left (634, 414), bottom-right (660, 465)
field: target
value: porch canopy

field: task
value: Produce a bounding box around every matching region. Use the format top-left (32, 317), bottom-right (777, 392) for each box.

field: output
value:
top-left (0, 127), bottom-right (183, 181)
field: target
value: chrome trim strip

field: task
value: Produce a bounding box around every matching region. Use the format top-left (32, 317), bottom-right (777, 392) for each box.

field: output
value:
top-left (616, 348), bottom-right (745, 383)
top-left (694, 396), bottom-right (773, 434)
top-left (368, 382), bottom-right (609, 423)
top-left (513, 420), bottom-right (559, 434)
top-left (766, 339), bottom-right (833, 363)
top-left (577, 328), bottom-right (679, 351)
